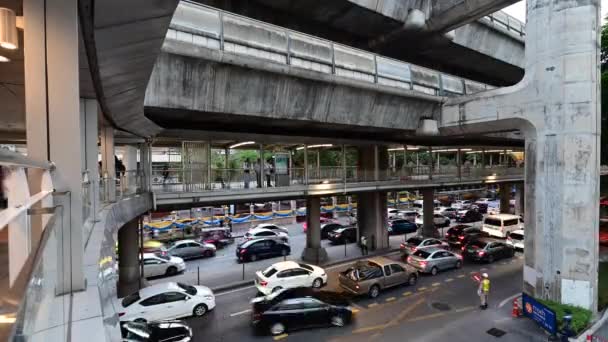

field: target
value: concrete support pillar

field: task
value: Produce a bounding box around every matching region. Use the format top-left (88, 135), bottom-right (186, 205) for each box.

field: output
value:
top-left (301, 197), bottom-right (328, 263)
top-left (422, 188), bottom-right (436, 237)
top-left (139, 143), bottom-right (152, 192)
top-left (118, 218), bottom-right (141, 297)
top-left (100, 123), bottom-right (116, 202)
top-left (358, 192), bottom-right (389, 251)
top-left (331, 197), bottom-right (338, 218)
top-left (456, 149), bottom-right (462, 180)
top-left (514, 183), bottom-right (524, 216)
top-left (499, 183), bottom-right (510, 214)
top-left (80, 99), bottom-right (100, 222)
top-left (123, 145), bottom-right (138, 193)
top-left (24, 0), bottom-right (84, 293)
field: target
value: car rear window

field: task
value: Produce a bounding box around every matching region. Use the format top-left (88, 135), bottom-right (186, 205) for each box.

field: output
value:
top-left (122, 292), bottom-right (140, 307)
top-left (297, 263), bottom-right (313, 271)
top-left (263, 267), bottom-right (278, 278)
top-left (177, 282), bottom-right (197, 296)
top-left (504, 219), bottom-right (519, 226)
top-left (155, 253), bottom-right (170, 261)
top-left (469, 240), bottom-right (488, 248)
top-left (510, 233), bottom-right (524, 240)
top-left (407, 237), bottom-right (423, 245)
top-left (448, 226), bottom-right (465, 234)
top-left (412, 250), bottom-right (431, 258)
top-left (484, 218), bottom-right (502, 226)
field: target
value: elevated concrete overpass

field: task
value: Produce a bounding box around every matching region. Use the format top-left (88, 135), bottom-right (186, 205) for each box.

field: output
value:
top-left (145, 2), bottom-right (520, 144)
top-left (195, 0), bottom-right (525, 85)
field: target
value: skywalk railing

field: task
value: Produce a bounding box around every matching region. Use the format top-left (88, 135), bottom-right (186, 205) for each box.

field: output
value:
top-left (151, 164), bottom-right (524, 194)
top-left (167, 1), bottom-right (497, 97)
top-left (483, 11), bottom-right (525, 37)
top-left (0, 149), bottom-right (70, 341)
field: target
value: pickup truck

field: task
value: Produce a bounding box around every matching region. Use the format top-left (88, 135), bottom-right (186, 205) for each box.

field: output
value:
top-left (338, 257), bottom-right (418, 298)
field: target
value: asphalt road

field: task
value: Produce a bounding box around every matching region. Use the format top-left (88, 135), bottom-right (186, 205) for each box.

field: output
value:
top-left (147, 219), bottom-right (418, 289)
top-left (180, 250), bottom-right (541, 342)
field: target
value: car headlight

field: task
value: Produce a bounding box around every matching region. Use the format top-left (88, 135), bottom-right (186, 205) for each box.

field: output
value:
top-left (204, 295), bottom-right (214, 300)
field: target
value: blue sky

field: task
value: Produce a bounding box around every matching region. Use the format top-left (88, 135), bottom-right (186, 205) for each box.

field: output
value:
top-left (503, 1), bottom-right (608, 23)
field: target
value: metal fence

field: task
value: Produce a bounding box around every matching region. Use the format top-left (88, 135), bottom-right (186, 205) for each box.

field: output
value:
top-left (151, 164), bottom-right (524, 193)
top-left (167, 1), bottom-right (495, 97)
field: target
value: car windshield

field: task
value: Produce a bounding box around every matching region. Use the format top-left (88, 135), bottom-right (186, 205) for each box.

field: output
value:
top-left (412, 250), bottom-right (431, 258)
top-left (263, 267), bottom-right (278, 278)
top-left (406, 237), bottom-right (423, 245)
top-left (122, 292), bottom-right (141, 307)
top-left (484, 218), bottom-right (502, 226)
top-left (177, 282), bottom-right (197, 296)
top-left (155, 253), bottom-right (170, 261)
top-left (448, 226), bottom-right (465, 234)
top-left (510, 233), bottom-right (524, 240)
top-left (298, 263), bottom-right (314, 271)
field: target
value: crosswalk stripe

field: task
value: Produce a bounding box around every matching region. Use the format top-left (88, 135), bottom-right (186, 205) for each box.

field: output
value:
top-left (386, 297), bottom-right (396, 302)
top-left (402, 291), bottom-right (412, 296)
top-left (432, 282), bottom-right (441, 287)
top-left (445, 278), bottom-right (454, 282)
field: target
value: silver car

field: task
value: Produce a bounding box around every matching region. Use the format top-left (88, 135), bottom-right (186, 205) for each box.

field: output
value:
top-left (406, 247), bottom-right (462, 275)
top-left (167, 239), bottom-right (217, 260)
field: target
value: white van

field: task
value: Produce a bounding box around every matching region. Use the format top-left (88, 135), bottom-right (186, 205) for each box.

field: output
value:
top-left (482, 214), bottom-right (522, 238)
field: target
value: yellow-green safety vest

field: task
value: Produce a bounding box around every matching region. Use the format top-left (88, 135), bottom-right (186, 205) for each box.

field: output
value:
top-left (482, 279), bottom-right (490, 293)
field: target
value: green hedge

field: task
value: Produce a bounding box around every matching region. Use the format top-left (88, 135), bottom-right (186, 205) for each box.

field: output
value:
top-left (599, 262), bottom-right (608, 311)
top-left (537, 299), bottom-right (592, 334)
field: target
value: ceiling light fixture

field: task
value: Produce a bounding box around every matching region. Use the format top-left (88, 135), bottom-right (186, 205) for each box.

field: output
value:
top-left (0, 8), bottom-right (18, 50)
top-left (229, 141), bottom-right (255, 149)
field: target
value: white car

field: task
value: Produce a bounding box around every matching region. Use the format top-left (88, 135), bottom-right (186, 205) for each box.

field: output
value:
top-left (253, 223), bottom-right (289, 235)
top-left (451, 200), bottom-right (472, 210)
top-left (387, 208), bottom-right (401, 220)
top-left (398, 210), bottom-right (418, 222)
top-left (506, 229), bottom-right (524, 250)
top-left (415, 214), bottom-right (450, 227)
top-left (142, 253), bottom-right (186, 278)
top-left (245, 227), bottom-right (289, 243)
top-left (119, 282), bottom-right (215, 322)
top-left (255, 261), bottom-right (327, 295)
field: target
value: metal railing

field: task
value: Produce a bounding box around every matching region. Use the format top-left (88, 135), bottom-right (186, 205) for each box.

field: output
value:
top-left (484, 11), bottom-right (525, 37)
top-left (0, 149), bottom-right (69, 341)
top-left (100, 169), bottom-right (144, 202)
top-left (167, 1), bottom-right (495, 98)
top-left (151, 164), bottom-right (524, 194)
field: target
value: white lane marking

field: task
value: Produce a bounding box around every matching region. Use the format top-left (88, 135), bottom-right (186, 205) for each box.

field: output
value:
top-left (215, 285), bottom-right (256, 296)
top-left (230, 309), bottom-right (252, 317)
top-left (498, 293), bottom-right (520, 308)
top-left (445, 278), bottom-right (454, 283)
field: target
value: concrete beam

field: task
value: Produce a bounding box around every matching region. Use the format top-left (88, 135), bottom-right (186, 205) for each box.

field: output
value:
top-left (428, 0), bottom-right (521, 33)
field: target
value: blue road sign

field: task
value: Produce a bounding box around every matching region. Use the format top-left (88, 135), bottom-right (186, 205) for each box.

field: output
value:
top-left (522, 293), bottom-right (558, 335)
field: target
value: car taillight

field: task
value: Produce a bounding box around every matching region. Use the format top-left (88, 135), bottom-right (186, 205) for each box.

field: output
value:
top-left (259, 281), bottom-right (268, 287)
top-left (478, 251), bottom-right (485, 257)
top-left (118, 312), bottom-right (125, 317)
top-left (400, 243), bottom-right (405, 249)
top-left (412, 247), bottom-right (417, 252)
top-left (240, 249), bottom-right (247, 255)
top-left (407, 256), bottom-right (412, 262)
top-left (355, 285), bottom-right (360, 290)
top-left (461, 246), bottom-right (465, 251)
top-left (445, 233), bottom-right (450, 237)
top-left (420, 261), bottom-right (427, 267)
top-left (252, 312), bottom-right (262, 321)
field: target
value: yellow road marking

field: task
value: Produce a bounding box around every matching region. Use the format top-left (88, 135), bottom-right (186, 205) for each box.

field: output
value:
top-left (455, 306), bottom-right (476, 313)
top-left (405, 312), bottom-right (445, 322)
top-left (457, 274), bottom-right (465, 278)
top-left (445, 278), bottom-right (454, 282)
top-left (274, 334), bottom-right (288, 341)
top-left (418, 286), bottom-right (427, 291)
top-left (368, 303), bottom-right (379, 308)
top-left (386, 297), bottom-right (396, 302)
top-left (432, 282), bottom-right (441, 287)
top-left (353, 298), bottom-right (426, 334)
top-left (402, 291), bottom-right (412, 297)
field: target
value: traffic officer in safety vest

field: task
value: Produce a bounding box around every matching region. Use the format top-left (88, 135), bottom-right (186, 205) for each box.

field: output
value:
top-left (478, 273), bottom-right (490, 309)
